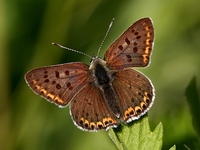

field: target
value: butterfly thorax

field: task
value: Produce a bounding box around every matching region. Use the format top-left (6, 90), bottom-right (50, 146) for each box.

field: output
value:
top-left (89, 57), bottom-right (121, 117)
top-left (89, 57), bottom-right (114, 86)
top-left (89, 57), bottom-right (111, 84)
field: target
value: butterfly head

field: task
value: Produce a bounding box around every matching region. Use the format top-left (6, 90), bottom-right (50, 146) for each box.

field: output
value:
top-left (89, 56), bottom-right (107, 71)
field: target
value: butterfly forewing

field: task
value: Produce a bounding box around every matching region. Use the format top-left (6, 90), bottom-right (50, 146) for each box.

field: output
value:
top-left (25, 62), bottom-right (91, 106)
top-left (104, 18), bottom-right (154, 70)
top-left (112, 69), bottom-right (154, 122)
top-left (70, 83), bottom-right (119, 131)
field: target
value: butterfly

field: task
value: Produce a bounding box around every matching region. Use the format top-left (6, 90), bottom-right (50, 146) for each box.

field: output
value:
top-left (25, 17), bottom-right (155, 131)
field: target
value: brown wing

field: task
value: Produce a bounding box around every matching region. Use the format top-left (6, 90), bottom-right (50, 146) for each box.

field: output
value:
top-left (112, 69), bottom-right (155, 123)
top-left (25, 62), bottom-right (91, 107)
top-left (104, 18), bottom-right (154, 70)
top-left (70, 83), bottom-right (119, 131)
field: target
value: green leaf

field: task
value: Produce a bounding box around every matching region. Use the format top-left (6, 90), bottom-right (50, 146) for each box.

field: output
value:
top-left (185, 77), bottom-right (200, 148)
top-left (185, 77), bottom-right (200, 137)
top-left (108, 115), bottom-right (163, 150)
top-left (169, 145), bottom-right (176, 150)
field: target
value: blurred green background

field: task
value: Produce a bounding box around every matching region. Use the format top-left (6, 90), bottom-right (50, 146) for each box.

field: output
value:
top-left (1, 0), bottom-right (200, 149)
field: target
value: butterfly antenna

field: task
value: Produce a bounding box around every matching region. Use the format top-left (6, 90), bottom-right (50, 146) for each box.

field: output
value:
top-left (52, 43), bottom-right (92, 59)
top-left (97, 18), bottom-right (115, 56)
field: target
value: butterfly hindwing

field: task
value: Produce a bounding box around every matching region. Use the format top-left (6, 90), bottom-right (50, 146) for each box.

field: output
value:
top-left (112, 69), bottom-right (155, 122)
top-left (70, 83), bottom-right (119, 131)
